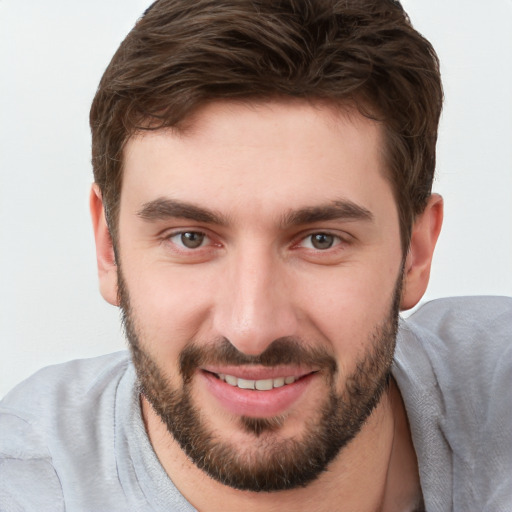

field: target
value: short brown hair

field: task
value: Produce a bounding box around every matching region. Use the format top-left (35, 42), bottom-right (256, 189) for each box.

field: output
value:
top-left (90, 0), bottom-right (442, 251)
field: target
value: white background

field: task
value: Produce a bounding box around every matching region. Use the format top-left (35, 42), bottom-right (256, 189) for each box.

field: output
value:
top-left (1, 0), bottom-right (511, 398)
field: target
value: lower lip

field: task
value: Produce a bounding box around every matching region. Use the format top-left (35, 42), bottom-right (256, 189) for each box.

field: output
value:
top-left (200, 371), bottom-right (316, 418)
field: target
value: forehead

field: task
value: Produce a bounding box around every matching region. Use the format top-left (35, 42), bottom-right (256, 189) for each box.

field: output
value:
top-left (121, 100), bottom-right (394, 223)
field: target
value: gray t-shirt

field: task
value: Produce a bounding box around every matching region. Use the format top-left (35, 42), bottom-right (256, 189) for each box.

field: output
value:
top-left (1, 296), bottom-right (511, 511)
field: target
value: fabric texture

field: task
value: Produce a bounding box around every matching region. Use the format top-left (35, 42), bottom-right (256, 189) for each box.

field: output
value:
top-left (393, 296), bottom-right (512, 512)
top-left (1, 296), bottom-right (511, 511)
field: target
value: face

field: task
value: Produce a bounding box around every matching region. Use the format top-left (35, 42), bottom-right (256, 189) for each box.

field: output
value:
top-left (115, 100), bottom-right (405, 491)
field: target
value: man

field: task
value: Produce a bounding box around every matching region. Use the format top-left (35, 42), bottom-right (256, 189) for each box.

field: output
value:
top-left (0, 0), bottom-right (510, 510)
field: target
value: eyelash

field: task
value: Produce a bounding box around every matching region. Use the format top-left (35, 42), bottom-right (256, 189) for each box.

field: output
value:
top-left (166, 230), bottom-right (213, 251)
top-left (163, 229), bottom-right (350, 254)
top-left (296, 232), bottom-right (345, 251)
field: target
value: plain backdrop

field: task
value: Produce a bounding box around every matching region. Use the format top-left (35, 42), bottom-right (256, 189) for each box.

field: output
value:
top-left (1, 0), bottom-right (511, 398)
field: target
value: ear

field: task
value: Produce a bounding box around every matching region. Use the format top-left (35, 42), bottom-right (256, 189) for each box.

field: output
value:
top-left (90, 184), bottom-right (119, 306)
top-left (401, 194), bottom-right (443, 310)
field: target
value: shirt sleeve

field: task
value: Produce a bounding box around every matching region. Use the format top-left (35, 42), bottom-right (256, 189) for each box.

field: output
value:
top-left (0, 409), bottom-right (64, 512)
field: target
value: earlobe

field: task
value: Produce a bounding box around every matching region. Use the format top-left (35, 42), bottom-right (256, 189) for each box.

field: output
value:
top-left (90, 184), bottom-right (119, 306)
top-left (401, 194), bottom-right (443, 310)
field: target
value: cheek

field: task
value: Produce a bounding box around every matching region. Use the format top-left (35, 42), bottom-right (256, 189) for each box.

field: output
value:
top-left (123, 263), bottom-right (217, 357)
top-left (296, 262), bottom-right (400, 356)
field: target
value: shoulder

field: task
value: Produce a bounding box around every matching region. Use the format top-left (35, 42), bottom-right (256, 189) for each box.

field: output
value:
top-left (1, 351), bottom-right (131, 417)
top-left (405, 295), bottom-right (512, 344)
top-left (395, 296), bottom-right (512, 509)
top-left (397, 295), bottom-right (511, 400)
top-left (400, 295), bottom-right (511, 386)
top-left (0, 351), bottom-right (132, 508)
top-left (0, 350), bottom-right (131, 443)
top-left (0, 431), bottom-right (65, 511)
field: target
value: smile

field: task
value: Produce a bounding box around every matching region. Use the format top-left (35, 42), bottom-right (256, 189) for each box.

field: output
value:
top-left (216, 373), bottom-right (298, 390)
top-left (202, 369), bottom-right (318, 417)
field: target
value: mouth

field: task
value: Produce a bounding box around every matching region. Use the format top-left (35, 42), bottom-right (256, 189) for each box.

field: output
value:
top-left (200, 368), bottom-right (319, 418)
top-left (213, 372), bottom-right (306, 390)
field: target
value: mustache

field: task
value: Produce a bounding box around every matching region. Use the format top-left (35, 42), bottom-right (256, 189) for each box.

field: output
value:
top-left (179, 336), bottom-right (338, 382)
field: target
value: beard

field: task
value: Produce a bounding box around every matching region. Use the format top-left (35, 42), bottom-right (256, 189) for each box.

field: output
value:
top-left (119, 270), bottom-right (402, 493)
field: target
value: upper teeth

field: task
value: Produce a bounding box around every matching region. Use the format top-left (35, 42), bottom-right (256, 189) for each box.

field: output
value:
top-left (218, 374), bottom-right (297, 390)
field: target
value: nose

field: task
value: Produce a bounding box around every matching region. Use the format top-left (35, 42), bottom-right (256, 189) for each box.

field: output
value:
top-left (212, 244), bottom-right (299, 356)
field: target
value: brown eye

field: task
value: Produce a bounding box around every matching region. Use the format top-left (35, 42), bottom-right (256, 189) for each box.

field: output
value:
top-left (310, 233), bottom-right (335, 250)
top-left (179, 232), bottom-right (205, 249)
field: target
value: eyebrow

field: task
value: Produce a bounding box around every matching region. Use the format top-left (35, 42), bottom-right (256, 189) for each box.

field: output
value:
top-left (137, 197), bottom-right (373, 227)
top-left (137, 198), bottom-right (230, 225)
top-left (280, 200), bottom-right (374, 227)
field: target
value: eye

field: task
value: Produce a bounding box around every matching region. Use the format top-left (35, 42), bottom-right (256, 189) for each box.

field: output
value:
top-left (169, 231), bottom-right (208, 249)
top-left (300, 232), bottom-right (341, 250)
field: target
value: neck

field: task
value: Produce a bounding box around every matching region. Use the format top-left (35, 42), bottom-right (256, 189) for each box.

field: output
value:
top-left (141, 379), bottom-right (421, 512)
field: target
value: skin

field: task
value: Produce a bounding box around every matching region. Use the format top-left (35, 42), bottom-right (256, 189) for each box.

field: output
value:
top-left (91, 99), bottom-right (443, 511)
